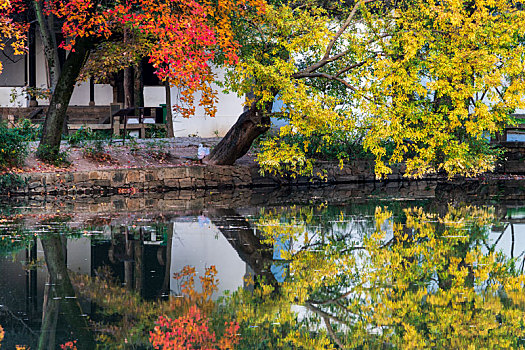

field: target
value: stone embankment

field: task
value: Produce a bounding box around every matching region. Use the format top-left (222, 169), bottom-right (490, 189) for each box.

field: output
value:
top-left (14, 160), bottom-right (421, 197)
top-left (7, 139), bottom-right (524, 198)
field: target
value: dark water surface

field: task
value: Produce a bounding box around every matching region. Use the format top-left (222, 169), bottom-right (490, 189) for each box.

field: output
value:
top-left (1, 182), bottom-right (525, 349)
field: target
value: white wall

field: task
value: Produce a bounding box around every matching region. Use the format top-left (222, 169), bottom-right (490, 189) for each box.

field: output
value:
top-left (0, 87), bottom-right (26, 106)
top-left (171, 88), bottom-right (243, 137)
top-left (184, 69), bottom-right (244, 137)
top-left (169, 217), bottom-right (246, 298)
top-left (69, 82), bottom-right (113, 106)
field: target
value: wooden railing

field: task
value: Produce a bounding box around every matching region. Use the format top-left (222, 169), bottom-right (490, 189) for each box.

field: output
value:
top-left (0, 105), bottom-right (166, 138)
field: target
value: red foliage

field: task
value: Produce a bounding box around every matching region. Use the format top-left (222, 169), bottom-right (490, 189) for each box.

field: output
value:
top-left (150, 265), bottom-right (240, 349)
top-left (150, 306), bottom-right (240, 350)
top-left (60, 340), bottom-right (78, 349)
top-left (37, 0), bottom-right (266, 118)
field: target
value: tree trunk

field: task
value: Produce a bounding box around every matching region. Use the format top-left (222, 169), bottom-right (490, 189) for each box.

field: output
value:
top-left (32, 0), bottom-right (61, 89)
top-left (38, 275), bottom-right (59, 350)
top-left (204, 99), bottom-right (273, 165)
top-left (164, 80), bottom-right (174, 138)
top-left (134, 63), bottom-right (144, 117)
top-left (41, 236), bottom-right (96, 349)
top-left (37, 40), bottom-right (91, 160)
top-left (124, 67), bottom-right (134, 108)
top-left (208, 208), bottom-right (279, 289)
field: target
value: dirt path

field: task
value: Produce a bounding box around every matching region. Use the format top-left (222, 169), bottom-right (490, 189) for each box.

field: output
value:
top-left (16, 137), bottom-right (256, 174)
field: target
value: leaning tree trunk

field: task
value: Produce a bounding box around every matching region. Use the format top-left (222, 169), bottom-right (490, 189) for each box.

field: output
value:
top-left (37, 40), bottom-right (91, 161)
top-left (204, 99), bottom-right (273, 165)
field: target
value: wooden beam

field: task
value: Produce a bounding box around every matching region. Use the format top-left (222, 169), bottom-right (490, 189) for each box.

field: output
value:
top-left (68, 124), bottom-right (112, 130)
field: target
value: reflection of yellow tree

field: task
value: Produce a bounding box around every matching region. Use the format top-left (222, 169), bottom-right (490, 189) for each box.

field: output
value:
top-left (234, 205), bottom-right (525, 349)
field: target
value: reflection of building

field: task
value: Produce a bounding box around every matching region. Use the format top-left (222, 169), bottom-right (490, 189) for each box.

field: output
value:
top-left (0, 216), bottom-right (250, 346)
top-left (488, 207), bottom-right (525, 261)
top-left (170, 217), bottom-right (246, 297)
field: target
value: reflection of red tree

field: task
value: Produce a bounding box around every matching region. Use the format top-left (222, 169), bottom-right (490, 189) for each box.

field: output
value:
top-left (150, 306), bottom-right (239, 350)
top-left (60, 340), bottom-right (77, 349)
top-left (150, 265), bottom-right (240, 350)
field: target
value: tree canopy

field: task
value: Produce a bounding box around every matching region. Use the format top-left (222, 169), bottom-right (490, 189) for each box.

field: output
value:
top-left (218, 0), bottom-right (525, 178)
top-left (1, 0), bottom-right (267, 160)
top-left (2, 0), bottom-right (525, 177)
top-left (226, 204), bottom-right (525, 348)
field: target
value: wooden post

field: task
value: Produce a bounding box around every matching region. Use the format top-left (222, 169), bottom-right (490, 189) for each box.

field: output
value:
top-left (139, 110), bottom-right (146, 138)
top-left (7, 115), bottom-right (15, 128)
top-left (113, 115), bottom-right (120, 136)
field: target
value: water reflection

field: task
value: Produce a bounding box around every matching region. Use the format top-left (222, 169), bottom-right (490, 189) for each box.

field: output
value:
top-left (239, 205), bottom-right (525, 349)
top-left (0, 199), bottom-right (524, 348)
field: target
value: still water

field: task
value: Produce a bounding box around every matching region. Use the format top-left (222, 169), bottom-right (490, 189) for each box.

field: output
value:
top-left (1, 182), bottom-right (525, 349)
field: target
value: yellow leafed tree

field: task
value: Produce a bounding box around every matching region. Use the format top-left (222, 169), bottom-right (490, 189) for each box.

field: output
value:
top-left (211, 0), bottom-right (525, 179)
top-left (230, 204), bottom-right (525, 349)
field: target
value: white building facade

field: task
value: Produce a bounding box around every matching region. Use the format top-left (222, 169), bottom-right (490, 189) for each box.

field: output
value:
top-left (0, 35), bottom-right (244, 137)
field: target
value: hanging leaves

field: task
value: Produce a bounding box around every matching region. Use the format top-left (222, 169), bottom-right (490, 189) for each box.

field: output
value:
top-left (40, 0), bottom-right (266, 118)
top-left (228, 0), bottom-right (525, 178)
top-left (0, 0), bottom-right (28, 74)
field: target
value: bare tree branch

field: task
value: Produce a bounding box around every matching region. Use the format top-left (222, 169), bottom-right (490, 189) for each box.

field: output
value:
top-left (304, 302), bottom-right (348, 326)
top-left (336, 60), bottom-right (368, 77)
top-left (308, 290), bottom-right (354, 306)
top-left (323, 0), bottom-right (376, 61)
top-left (293, 0), bottom-right (378, 77)
top-left (292, 71), bottom-right (359, 92)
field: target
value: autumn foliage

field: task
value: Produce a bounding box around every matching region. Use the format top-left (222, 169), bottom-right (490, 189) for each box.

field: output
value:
top-left (150, 307), bottom-right (240, 350)
top-left (40, 0), bottom-right (266, 118)
top-left (150, 265), bottom-right (240, 350)
top-left (59, 340), bottom-right (78, 349)
top-left (0, 0), bottom-right (27, 74)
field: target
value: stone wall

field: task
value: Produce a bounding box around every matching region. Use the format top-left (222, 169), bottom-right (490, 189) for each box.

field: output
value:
top-left (11, 160), bottom-right (425, 197)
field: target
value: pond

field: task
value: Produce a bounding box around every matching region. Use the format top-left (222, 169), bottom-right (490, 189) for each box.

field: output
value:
top-left (1, 181), bottom-right (525, 349)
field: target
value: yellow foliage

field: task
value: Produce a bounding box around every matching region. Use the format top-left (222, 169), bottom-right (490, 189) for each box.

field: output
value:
top-left (229, 0), bottom-right (525, 178)
top-left (243, 204), bottom-right (525, 349)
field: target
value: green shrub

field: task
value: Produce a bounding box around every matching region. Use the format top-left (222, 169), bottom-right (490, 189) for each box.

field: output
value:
top-left (144, 139), bottom-right (170, 160)
top-left (83, 139), bottom-right (112, 162)
top-left (146, 124), bottom-right (167, 138)
top-left (36, 144), bottom-right (71, 167)
top-left (67, 126), bottom-right (97, 146)
top-left (16, 118), bottom-right (41, 141)
top-left (0, 172), bottom-right (27, 194)
top-left (0, 122), bottom-right (28, 169)
top-left (83, 139), bottom-right (104, 157)
top-left (275, 131), bottom-right (375, 162)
